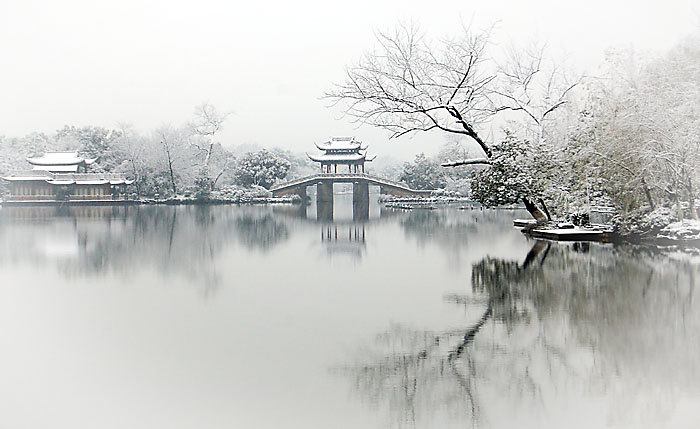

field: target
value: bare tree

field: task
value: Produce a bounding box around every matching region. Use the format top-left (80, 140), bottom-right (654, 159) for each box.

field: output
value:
top-left (493, 41), bottom-right (581, 146)
top-left (190, 102), bottom-right (230, 170)
top-left (327, 24), bottom-right (579, 220)
top-left (155, 125), bottom-right (187, 196)
top-left (326, 22), bottom-right (496, 157)
top-left (115, 122), bottom-right (147, 196)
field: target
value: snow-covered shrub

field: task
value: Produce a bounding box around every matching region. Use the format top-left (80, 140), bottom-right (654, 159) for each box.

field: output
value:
top-left (245, 185), bottom-right (272, 199)
top-left (658, 220), bottom-right (700, 241)
top-left (471, 131), bottom-right (545, 207)
top-left (430, 188), bottom-right (460, 198)
top-left (613, 206), bottom-right (677, 236)
top-left (194, 167), bottom-right (213, 200)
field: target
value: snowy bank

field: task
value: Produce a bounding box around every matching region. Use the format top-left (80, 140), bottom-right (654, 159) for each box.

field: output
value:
top-left (657, 220), bottom-right (700, 242)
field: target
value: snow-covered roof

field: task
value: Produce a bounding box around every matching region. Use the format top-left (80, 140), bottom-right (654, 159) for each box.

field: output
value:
top-left (315, 136), bottom-right (366, 152)
top-left (2, 170), bottom-right (51, 180)
top-left (307, 152), bottom-right (368, 163)
top-left (2, 175), bottom-right (53, 181)
top-left (109, 179), bottom-right (134, 185)
top-left (27, 152), bottom-right (97, 168)
top-left (75, 180), bottom-right (109, 185)
top-left (2, 171), bottom-right (133, 186)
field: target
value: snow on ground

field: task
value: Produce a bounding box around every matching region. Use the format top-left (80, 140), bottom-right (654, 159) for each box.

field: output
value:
top-left (658, 220), bottom-right (700, 241)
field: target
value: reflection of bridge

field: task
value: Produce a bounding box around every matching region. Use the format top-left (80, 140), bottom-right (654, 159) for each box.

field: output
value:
top-left (321, 225), bottom-right (366, 259)
top-left (271, 173), bottom-right (431, 222)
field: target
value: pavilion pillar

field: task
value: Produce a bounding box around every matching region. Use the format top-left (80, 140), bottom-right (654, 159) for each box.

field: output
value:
top-left (317, 182), bottom-right (333, 204)
top-left (316, 181), bottom-right (333, 221)
top-left (352, 181), bottom-right (369, 221)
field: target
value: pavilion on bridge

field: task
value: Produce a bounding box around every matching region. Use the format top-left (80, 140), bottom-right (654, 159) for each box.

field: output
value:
top-left (2, 152), bottom-right (134, 203)
top-left (307, 136), bottom-right (375, 174)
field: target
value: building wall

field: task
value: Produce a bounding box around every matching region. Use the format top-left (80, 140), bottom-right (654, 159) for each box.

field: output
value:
top-left (8, 182), bottom-right (118, 201)
top-left (72, 184), bottom-right (111, 200)
top-left (11, 182), bottom-right (56, 199)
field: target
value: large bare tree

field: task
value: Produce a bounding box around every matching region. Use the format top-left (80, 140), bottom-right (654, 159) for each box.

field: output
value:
top-left (327, 23), bottom-right (495, 156)
top-left (326, 24), bottom-right (579, 220)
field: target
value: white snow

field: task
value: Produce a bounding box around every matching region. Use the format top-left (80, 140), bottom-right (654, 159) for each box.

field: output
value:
top-left (658, 220), bottom-right (700, 241)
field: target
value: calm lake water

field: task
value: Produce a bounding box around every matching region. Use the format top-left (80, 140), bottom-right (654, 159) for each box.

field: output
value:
top-left (0, 195), bottom-right (698, 428)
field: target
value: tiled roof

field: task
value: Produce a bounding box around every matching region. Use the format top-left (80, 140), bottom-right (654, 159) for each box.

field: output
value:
top-left (27, 152), bottom-right (97, 167)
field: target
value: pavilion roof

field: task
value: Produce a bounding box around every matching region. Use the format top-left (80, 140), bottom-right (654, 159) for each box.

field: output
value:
top-left (315, 136), bottom-right (366, 152)
top-left (307, 152), bottom-right (370, 163)
top-left (27, 152), bottom-right (97, 168)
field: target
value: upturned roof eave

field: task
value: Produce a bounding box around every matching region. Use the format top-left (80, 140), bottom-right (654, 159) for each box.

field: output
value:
top-left (307, 153), bottom-right (367, 163)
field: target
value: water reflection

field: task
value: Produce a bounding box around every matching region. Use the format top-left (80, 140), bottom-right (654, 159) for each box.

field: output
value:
top-left (1, 203), bottom-right (698, 428)
top-left (343, 237), bottom-right (700, 428)
top-left (320, 225), bottom-right (366, 260)
top-left (235, 213), bottom-right (289, 250)
top-left (0, 205), bottom-right (292, 294)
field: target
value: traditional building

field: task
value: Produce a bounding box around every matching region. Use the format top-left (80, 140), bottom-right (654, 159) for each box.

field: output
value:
top-left (307, 136), bottom-right (375, 173)
top-left (2, 152), bottom-right (134, 203)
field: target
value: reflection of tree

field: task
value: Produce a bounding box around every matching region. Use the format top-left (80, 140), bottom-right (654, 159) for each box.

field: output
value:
top-left (399, 208), bottom-right (524, 251)
top-left (343, 239), bottom-right (700, 428)
top-left (471, 240), bottom-right (550, 326)
top-left (0, 206), bottom-right (291, 295)
top-left (235, 214), bottom-right (289, 250)
top-left (342, 241), bottom-right (548, 427)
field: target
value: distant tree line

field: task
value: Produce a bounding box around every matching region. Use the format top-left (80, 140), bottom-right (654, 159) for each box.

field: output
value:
top-left (0, 103), bottom-right (316, 199)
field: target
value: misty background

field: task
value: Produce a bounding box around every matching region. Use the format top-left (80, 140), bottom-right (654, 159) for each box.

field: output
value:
top-left (1, 0), bottom-right (698, 161)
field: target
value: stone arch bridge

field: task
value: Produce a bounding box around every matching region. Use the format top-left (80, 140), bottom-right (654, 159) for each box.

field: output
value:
top-left (271, 173), bottom-right (431, 222)
top-left (270, 173), bottom-right (431, 200)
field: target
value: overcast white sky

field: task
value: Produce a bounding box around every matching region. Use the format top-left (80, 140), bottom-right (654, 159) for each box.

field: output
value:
top-left (1, 0), bottom-right (698, 160)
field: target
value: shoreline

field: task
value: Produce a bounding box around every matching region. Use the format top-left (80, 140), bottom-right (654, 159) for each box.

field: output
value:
top-left (0, 195), bottom-right (300, 207)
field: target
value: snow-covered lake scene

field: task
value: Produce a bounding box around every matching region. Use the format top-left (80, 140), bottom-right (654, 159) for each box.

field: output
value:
top-left (1, 1), bottom-right (700, 428)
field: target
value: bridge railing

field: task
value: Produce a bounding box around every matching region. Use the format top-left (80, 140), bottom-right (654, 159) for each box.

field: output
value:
top-left (270, 174), bottom-right (324, 190)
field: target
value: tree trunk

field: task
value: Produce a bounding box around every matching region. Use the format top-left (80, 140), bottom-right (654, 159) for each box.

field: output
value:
top-left (641, 177), bottom-right (655, 210)
top-left (690, 198), bottom-right (699, 221)
top-left (522, 197), bottom-right (548, 221)
top-left (537, 198), bottom-right (552, 221)
top-left (168, 159), bottom-right (177, 196)
top-left (204, 138), bottom-right (214, 168)
top-left (213, 168), bottom-right (225, 189)
top-left (131, 159), bottom-right (141, 197)
top-left (687, 178), bottom-right (698, 221)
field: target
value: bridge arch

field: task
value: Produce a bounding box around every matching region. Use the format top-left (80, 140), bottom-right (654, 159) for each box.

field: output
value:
top-left (270, 173), bottom-right (432, 198)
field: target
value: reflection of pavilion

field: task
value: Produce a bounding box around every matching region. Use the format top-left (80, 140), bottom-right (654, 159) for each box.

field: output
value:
top-left (321, 225), bottom-right (366, 259)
